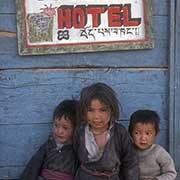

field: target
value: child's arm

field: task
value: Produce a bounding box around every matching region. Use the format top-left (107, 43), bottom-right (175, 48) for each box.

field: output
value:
top-left (155, 145), bottom-right (177, 180)
top-left (115, 123), bottom-right (139, 180)
top-left (19, 142), bottom-right (47, 180)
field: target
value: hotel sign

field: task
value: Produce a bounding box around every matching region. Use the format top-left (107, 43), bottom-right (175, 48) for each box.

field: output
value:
top-left (16, 0), bottom-right (154, 55)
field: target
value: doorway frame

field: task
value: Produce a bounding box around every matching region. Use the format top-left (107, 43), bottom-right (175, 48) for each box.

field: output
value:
top-left (169, 0), bottom-right (180, 175)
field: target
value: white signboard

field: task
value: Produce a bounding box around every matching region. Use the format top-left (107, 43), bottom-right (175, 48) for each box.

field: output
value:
top-left (16, 0), bottom-right (154, 55)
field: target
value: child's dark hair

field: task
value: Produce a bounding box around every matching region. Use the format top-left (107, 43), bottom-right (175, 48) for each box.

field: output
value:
top-left (128, 109), bottom-right (160, 136)
top-left (79, 82), bottom-right (120, 123)
top-left (53, 99), bottom-right (79, 127)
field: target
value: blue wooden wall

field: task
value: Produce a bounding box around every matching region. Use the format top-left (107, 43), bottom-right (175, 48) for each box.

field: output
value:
top-left (0, 0), bottom-right (175, 179)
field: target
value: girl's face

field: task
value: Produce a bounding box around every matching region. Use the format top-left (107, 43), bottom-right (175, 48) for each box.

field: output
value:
top-left (86, 99), bottom-right (111, 132)
top-left (132, 122), bottom-right (156, 150)
top-left (53, 116), bottom-right (74, 144)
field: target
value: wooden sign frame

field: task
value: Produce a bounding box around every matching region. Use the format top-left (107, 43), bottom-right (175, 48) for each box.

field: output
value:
top-left (16, 0), bottom-right (154, 55)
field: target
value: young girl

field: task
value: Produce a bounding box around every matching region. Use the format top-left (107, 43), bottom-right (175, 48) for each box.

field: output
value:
top-left (19, 99), bottom-right (79, 180)
top-left (73, 82), bottom-right (139, 180)
top-left (128, 109), bottom-right (177, 180)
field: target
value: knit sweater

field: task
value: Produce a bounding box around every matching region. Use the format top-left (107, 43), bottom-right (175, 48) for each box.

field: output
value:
top-left (136, 144), bottom-right (177, 180)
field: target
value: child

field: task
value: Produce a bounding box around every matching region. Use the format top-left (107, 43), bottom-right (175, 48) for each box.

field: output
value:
top-left (73, 82), bottom-right (139, 180)
top-left (19, 99), bottom-right (79, 180)
top-left (128, 109), bottom-right (177, 180)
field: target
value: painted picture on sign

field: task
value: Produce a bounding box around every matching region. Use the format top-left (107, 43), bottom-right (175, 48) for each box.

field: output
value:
top-left (16, 0), bottom-right (154, 55)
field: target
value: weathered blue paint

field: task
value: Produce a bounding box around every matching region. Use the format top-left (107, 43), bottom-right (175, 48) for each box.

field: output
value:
top-left (0, 0), bottom-right (15, 13)
top-left (0, 35), bottom-right (168, 69)
top-left (0, 0), bottom-right (179, 179)
top-left (175, 1), bottom-right (180, 169)
top-left (0, 69), bottom-right (168, 124)
top-left (0, 15), bottom-right (16, 32)
top-left (169, 0), bottom-right (180, 177)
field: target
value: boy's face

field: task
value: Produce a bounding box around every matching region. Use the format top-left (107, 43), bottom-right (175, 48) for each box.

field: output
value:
top-left (53, 116), bottom-right (74, 144)
top-left (86, 99), bottom-right (111, 132)
top-left (132, 122), bottom-right (156, 150)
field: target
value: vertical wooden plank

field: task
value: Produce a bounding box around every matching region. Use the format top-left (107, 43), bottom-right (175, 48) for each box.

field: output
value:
top-left (174, 0), bottom-right (180, 172)
top-left (169, 0), bottom-right (180, 176)
top-left (169, 0), bottom-right (175, 156)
